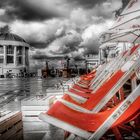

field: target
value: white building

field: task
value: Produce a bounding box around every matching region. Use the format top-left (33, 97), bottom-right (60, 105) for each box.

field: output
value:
top-left (85, 54), bottom-right (99, 69)
top-left (0, 33), bottom-right (30, 77)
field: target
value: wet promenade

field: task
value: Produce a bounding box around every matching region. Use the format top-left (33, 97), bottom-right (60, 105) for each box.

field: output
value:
top-left (0, 77), bottom-right (69, 140)
top-left (0, 77), bottom-right (67, 111)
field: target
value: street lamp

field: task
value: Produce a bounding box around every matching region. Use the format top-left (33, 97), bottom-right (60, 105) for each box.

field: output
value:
top-left (46, 60), bottom-right (49, 70)
top-left (75, 64), bottom-right (79, 75)
top-left (64, 56), bottom-right (70, 77)
top-left (85, 60), bottom-right (88, 74)
top-left (104, 47), bottom-right (110, 63)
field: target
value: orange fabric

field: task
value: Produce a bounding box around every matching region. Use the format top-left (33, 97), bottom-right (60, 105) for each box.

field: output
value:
top-left (84, 70), bottom-right (124, 110)
top-left (64, 70), bottom-right (124, 110)
top-left (80, 71), bottom-right (96, 82)
top-left (130, 45), bottom-right (139, 55)
top-left (72, 85), bottom-right (92, 93)
top-left (65, 45), bottom-right (139, 109)
top-left (63, 94), bottom-right (84, 105)
top-left (47, 97), bottom-right (140, 131)
top-left (78, 45), bottom-right (139, 85)
top-left (112, 97), bottom-right (140, 127)
top-left (47, 101), bottom-right (116, 131)
top-left (81, 69), bottom-right (96, 77)
top-left (78, 80), bottom-right (90, 85)
top-left (46, 45), bottom-right (140, 133)
top-left (69, 89), bottom-right (91, 98)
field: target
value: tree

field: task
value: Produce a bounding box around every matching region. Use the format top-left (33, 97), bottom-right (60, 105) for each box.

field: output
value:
top-left (0, 25), bottom-right (10, 34)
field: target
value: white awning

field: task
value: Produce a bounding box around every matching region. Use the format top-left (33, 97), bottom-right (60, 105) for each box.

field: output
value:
top-left (99, 42), bottom-right (118, 49)
top-left (103, 28), bottom-right (140, 44)
top-left (110, 0), bottom-right (140, 30)
top-left (121, 0), bottom-right (140, 16)
top-left (110, 12), bottom-right (140, 31)
top-left (100, 0), bottom-right (140, 48)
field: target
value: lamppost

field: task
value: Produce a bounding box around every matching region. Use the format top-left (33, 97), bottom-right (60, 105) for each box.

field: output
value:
top-left (75, 64), bottom-right (78, 75)
top-left (46, 60), bottom-right (49, 70)
top-left (65, 56), bottom-right (70, 77)
top-left (45, 60), bottom-right (49, 77)
top-left (67, 58), bottom-right (70, 70)
top-left (104, 47), bottom-right (109, 63)
top-left (85, 60), bottom-right (88, 74)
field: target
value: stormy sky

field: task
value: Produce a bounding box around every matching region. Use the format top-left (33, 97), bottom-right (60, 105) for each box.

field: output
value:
top-left (0, 0), bottom-right (130, 60)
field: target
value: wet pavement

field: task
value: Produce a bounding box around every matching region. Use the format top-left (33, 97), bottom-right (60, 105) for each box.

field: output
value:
top-left (0, 77), bottom-right (68, 111)
top-left (0, 77), bottom-right (69, 140)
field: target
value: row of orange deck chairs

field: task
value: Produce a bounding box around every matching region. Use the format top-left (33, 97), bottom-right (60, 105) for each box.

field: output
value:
top-left (39, 45), bottom-right (140, 140)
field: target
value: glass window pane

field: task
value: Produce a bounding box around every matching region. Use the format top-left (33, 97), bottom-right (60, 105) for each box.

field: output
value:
top-left (0, 46), bottom-right (4, 54)
top-left (0, 56), bottom-right (3, 63)
top-left (17, 46), bottom-right (22, 55)
top-left (7, 45), bottom-right (14, 54)
top-left (7, 56), bottom-right (14, 64)
top-left (25, 47), bottom-right (29, 65)
top-left (17, 56), bottom-right (22, 65)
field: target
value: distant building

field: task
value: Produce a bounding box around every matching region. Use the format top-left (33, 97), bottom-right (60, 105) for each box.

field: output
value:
top-left (99, 42), bottom-right (132, 63)
top-left (0, 33), bottom-right (30, 77)
top-left (85, 54), bottom-right (99, 69)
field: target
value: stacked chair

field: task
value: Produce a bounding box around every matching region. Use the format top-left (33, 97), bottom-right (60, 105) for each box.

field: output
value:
top-left (39, 45), bottom-right (140, 140)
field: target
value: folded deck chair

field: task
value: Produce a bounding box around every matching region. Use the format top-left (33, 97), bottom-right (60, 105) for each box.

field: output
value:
top-left (76, 69), bottom-right (97, 87)
top-left (65, 45), bottom-right (140, 102)
top-left (71, 51), bottom-right (126, 91)
top-left (39, 85), bottom-right (140, 139)
top-left (63, 69), bottom-right (125, 105)
top-left (76, 45), bottom-right (139, 89)
top-left (80, 69), bottom-right (96, 82)
top-left (56, 50), bottom-right (140, 116)
top-left (75, 60), bottom-right (113, 88)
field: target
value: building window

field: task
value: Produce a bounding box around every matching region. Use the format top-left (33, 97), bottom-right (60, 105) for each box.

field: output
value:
top-left (0, 56), bottom-right (4, 63)
top-left (7, 45), bottom-right (14, 54)
top-left (25, 47), bottom-right (29, 66)
top-left (17, 56), bottom-right (22, 65)
top-left (17, 46), bottom-right (22, 55)
top-left (7, 56), bottom-right (14, 64)
top-left (0, 46), bottom-right (4, 54)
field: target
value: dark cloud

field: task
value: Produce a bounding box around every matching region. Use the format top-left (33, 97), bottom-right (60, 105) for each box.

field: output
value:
top-left (0, 0), bottom-right (63, 22)
top-left (29, 35), bottom-right (65, 49)
top-left (81, 37), bottom-right (99, 55)
top-left (122, 0), bottom-right (131, 8)
top-left (32, 54), bottom-right (48, 60)
top-left (6, 5), bottom-right (56, 21)
top-left (0, 0), bottom-right (130, 22)
top-left (68, 0), bottom-right (105, 9)
top-left (69, 0), bottom-right (129, 11)
top-left (70, 0), bottom-right (130, 18)
top-left (46, 31), bottom-right (82, 55)
top-left (0, 0), bottom-right (131, 62)
top-left (73, 0), bottom-right (130, 8)
top-left (116, 0), bottom-right (131, 15)
top-left (32, 55), bottom-right (65, 60)
top-left (30, 42), bottom-right (48, 49)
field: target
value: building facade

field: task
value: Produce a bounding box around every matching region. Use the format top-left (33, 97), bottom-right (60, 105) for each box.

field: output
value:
top-left (85, 54), bottom-right (99, 69)
top-left (0, 33), bottom-right (30, 77)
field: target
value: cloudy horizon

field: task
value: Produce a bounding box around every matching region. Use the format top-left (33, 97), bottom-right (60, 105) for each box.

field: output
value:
top-left (0, 0), bottom-right (130, 60)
